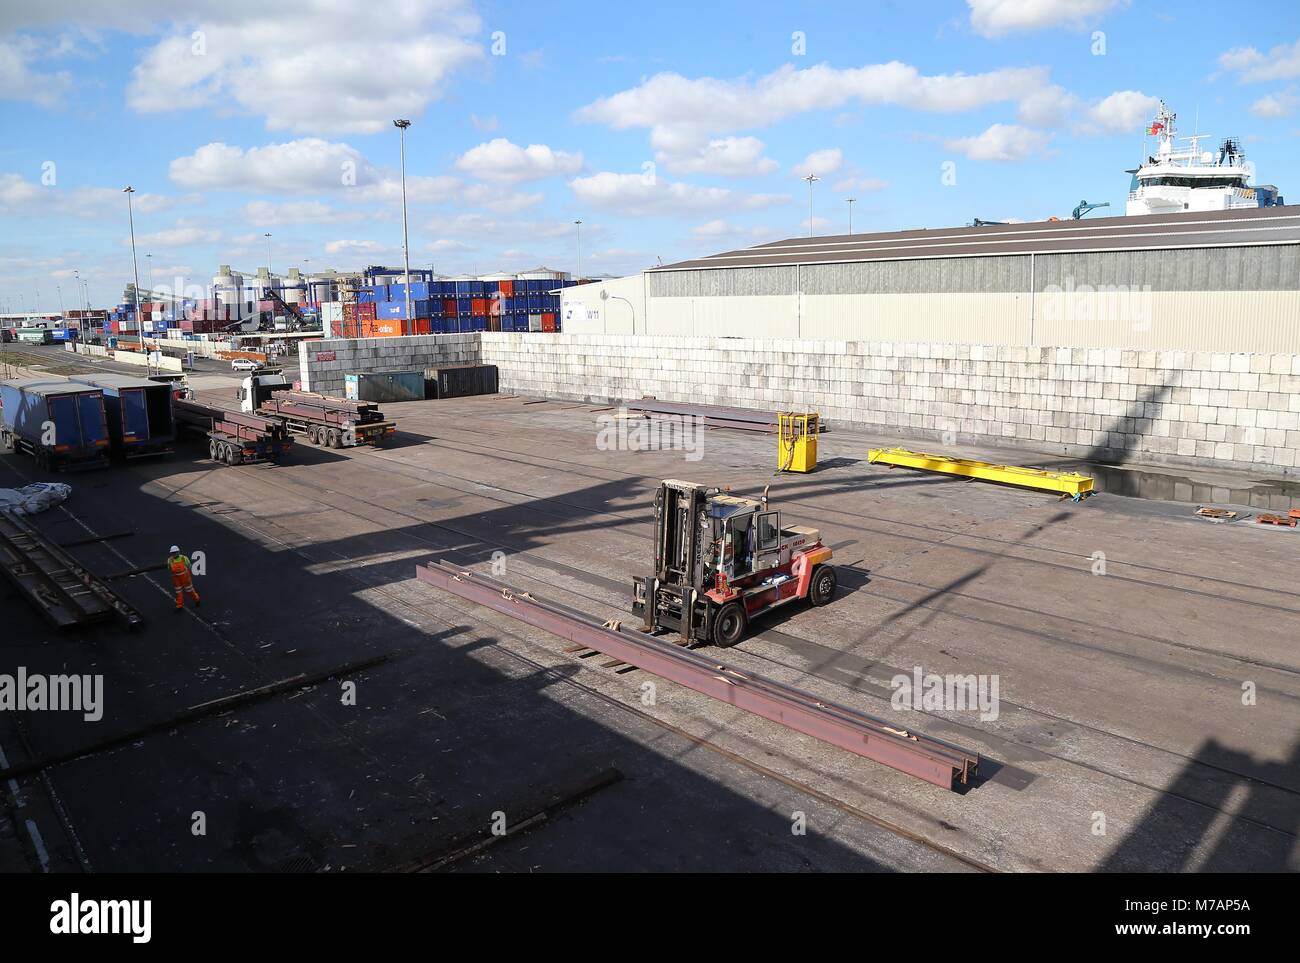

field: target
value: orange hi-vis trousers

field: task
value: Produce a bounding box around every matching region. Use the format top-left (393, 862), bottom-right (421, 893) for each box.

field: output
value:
top-left (169, 555), bottom-right (201, 610)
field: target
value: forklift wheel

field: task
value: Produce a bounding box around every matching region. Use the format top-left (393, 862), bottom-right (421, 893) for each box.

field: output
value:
top-left (712, 602), bottom-right (747, 648)
top-left (809, 565), bottom-right (837, 607)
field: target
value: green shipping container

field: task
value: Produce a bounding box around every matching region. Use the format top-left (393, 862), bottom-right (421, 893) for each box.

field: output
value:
top-left (344, 371), bottom-right (425, 403)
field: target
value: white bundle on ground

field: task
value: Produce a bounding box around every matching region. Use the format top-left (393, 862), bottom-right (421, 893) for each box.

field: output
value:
top-left (0, 482), bottom-right (72, 516)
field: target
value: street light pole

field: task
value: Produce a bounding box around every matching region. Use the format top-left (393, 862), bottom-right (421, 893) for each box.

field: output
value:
top-left (146, 253), bottom-right (154, 296)
top-left (123, 186), bottom-right (143, 368)
top-left (802, 173), bottom-right (819, 237)
top-left (574, 220), bottom-right (583, 280)
top-left (846, 197), bottom-right (856, 235)
top-left (394, 119), bottom-right (413, 334)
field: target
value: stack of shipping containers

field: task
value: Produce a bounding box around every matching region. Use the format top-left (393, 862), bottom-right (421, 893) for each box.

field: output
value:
top-left (325, 274), bottom-right (575, 339)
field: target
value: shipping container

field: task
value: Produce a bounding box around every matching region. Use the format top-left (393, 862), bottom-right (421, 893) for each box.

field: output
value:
top-left (424, 364), bottom-right (499, 399)
top-left (471, 298), bottom-right (487, 316)
top-left (344, 371), bottom-right (425, 403)
top-left (69, 373), bottom-right (176, 458)
top-left (0, 379), bottom-right (111, 470)
top-left (541, 312), bottom-right (557, 333)
top-left (498, 280), bottom-right (514, 297)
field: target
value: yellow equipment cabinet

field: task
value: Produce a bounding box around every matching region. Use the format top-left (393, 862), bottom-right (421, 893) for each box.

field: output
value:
top-left (777, 412), bottom-right (819, 473)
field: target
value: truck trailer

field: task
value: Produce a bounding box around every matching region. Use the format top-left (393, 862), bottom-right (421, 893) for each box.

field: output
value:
top-left (0, 379), bottom-right (111, 471)
top-left (69, 373), bottom-right (175, 459)
top-left (173, 398), bottom-right (293, 465)
top-left (238, 374), bottom-right (395, 448)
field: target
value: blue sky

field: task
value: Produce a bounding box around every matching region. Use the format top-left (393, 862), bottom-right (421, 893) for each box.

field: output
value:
top-left (2, 0), bottom-right (1299, 311)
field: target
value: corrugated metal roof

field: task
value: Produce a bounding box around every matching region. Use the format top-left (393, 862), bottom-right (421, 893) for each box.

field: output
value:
top-left (653, 206), bottom-right (1300, 271)
top-left (2, 378), bottom-right (102, 397)
top-left (69, 374), bottom-right (162, 390)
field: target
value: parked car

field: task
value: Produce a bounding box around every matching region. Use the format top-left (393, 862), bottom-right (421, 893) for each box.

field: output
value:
top-left (231, 358), bottom-right (259, 371)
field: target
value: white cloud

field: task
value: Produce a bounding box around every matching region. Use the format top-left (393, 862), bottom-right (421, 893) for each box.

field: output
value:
top-left (967, 0), bottom-right (1125, 37)
top-left (661, 137), bottom-right (779, 177)
top-left (575, 61), bottom-right (1053, 153)
top-left (469, 113), bottom-right (499, 132)
top-left (1249, 88), bottom-right (1300, 118)
top-left (833, 176), bottom-right (888, 193)
top-left (455, 139), bottom-right (583, 183)
top-left (0, 173), bottom-right (44, 210)
top-left (460, 183), bottom-right (544, 213)
top-left (324, 239), bottom-right (382, 256)
top-left (0, 173), bottom-right (181, 218)
top-left (945, 124), bottom-right (1055, 161)
top-left (241, 200), bottom-right (361, 225)
top-left (171, 140), bottom-right (375, 192)
top-left (691, 220), bottom-right (776, 243)
top-left (1219, 40), bottom-right (1300, 83)
top-left (1076, 90), bottom-right (1160, 134)
top-left (1017, 84), bottom-right (1080, 126)
top-left (136, 223), bottom-right (221, 247)
top-left (169, 138), bottom-right (461, 204)
top-left (569, 171), bottom-right (788, 216)
top-left (0, 36), bottom-right (73, 107)
top-left (123, 1), bottom-right (483, 134)
top-left (428, 239), bottom-right (474, 252)
top-left (793, 148), bottom-right (843, 178)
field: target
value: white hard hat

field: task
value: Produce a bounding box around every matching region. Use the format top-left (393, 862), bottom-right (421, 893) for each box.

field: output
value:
top-left (169, 545), bottom-right (180, 554)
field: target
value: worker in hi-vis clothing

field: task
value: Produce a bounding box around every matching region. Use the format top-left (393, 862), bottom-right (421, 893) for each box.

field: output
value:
top-left (167, 545), bottom-right (201, 612)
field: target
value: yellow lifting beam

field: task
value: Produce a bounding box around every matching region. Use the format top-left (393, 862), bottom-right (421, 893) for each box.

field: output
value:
top-left (866, 447), bottom-right (1094, 497)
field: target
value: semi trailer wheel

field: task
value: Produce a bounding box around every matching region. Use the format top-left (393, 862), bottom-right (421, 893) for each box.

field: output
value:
top-left (209, 439), bottom-right (219, 460)
top-left (809, 565), bottom-right (837, 607)
top-left (712, 602), bottom-right (747, 648)
top-left (328, 428), bottom-right (341, 449)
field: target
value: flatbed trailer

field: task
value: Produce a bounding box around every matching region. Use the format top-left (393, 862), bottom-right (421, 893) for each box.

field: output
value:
top-left (255, 392), bottom-right (395, 448)
top-left (173, 399), bottom-right (293, 465)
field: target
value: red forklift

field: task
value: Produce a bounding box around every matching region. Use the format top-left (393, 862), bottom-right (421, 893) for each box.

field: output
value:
top-left (632, 479), bottom-right (837, 647)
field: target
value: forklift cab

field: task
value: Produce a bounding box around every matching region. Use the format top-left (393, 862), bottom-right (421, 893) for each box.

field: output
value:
top-left (716, 509), bottom-right (782, 579)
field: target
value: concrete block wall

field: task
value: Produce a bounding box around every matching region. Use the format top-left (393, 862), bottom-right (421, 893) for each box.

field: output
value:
top-left (298, 332), bottom-right (1300, 474)
top-left (480, 333), bottom-right (1300, 475)
top-left (299, 333), bottom-right (480, 398)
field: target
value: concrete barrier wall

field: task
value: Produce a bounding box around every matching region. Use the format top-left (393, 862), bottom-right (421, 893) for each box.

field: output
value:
top-left (110, 348), bottom-right (184, 373)
top-left (66, 341), bottom-right (182, 372)
top-left (299, 331), bottom-right (1300, 475)
top-left (479, 333), bottom-right (1300, 475)
top-left (299, 333), bottom-right (480, 397)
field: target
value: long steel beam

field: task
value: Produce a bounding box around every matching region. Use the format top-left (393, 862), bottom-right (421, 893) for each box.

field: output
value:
top-left (625, 399), bottom-right (826, 434)
top-left (415, 561), bottom-right (978, 791)
top-left (868, 447), bottom-right (1094, 496)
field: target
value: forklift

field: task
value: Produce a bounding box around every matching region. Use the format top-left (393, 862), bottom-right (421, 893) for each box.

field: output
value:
top-left (632, 480), bottom-right (837, 647)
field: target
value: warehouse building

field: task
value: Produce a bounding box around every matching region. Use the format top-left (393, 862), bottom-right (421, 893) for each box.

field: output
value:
top-left (559, 207), bottom-right (1300, 354)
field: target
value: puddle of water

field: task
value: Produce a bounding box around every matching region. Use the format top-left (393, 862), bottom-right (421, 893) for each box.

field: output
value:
top-left (1086, 462), bottom-right (1300, 511)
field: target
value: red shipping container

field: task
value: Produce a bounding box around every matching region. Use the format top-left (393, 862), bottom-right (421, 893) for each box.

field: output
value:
top-left (498, 280), bottom-right (514, 296)
top-left (443, 298), bottom-right (456, 316)
top-left (412, 317), bottom-right (432, 335)
top-left (541, 312), bottom-right (557, 333)
top-left (471, 298), bottom-right (487, 316)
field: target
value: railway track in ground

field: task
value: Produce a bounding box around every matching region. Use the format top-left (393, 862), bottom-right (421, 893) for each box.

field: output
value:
top-left (141, 465), bottom-right (995, 873)
top-left (378, 410), bottom-right (1300, 612)
top-left (161, 452), bottom-right (1300, 847)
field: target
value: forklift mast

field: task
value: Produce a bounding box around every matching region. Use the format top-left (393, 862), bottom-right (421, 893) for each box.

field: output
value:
top-left (654, 480), bottom-right (714, 590)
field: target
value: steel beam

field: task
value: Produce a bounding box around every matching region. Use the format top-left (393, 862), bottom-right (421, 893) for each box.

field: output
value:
top-left (416, 562), bottom-right (979, 791)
